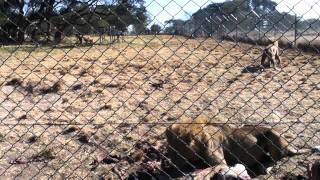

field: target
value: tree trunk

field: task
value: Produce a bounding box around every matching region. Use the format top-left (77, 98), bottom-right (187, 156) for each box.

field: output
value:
top-left (47, 22), bottom-right (51, 42)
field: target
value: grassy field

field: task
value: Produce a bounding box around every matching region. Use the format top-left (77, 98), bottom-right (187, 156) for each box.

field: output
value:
top-left (0, 35), bottom-right (319, 179)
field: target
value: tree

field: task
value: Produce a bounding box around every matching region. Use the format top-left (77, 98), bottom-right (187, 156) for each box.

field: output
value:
top-left (132, 23), bottom-right (147, 34)
top-left (0, 0), bottom-right (149, 44)
top-left (164, 19), bottom-right (186, 35)
top-left (130, 5), bottom-right (148, 34)
top-left (252, 0), bottom-right (277, 13)
top-left (251, 0), bottom-right (278, 30)
top-left (0, 0), bottom-right (26, 43)
top-left (27, 0), bottom-right (60, 41)
top-left (58, 0), bottom-right (148, 33)
top-left (150, 24), bottom-right (161, 34)
top-left (182, 0), bottom-right (281, 36)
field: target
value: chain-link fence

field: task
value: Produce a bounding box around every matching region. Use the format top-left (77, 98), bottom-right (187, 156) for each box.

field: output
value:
top-left (0, 0), bottom-right (319, 179)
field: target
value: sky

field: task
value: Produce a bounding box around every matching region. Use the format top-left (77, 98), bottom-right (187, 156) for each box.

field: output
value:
top-left (145, 0), bottom-right (320, 26)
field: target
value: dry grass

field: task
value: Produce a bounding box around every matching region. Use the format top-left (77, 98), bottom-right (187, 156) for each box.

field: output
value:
top-left (0, 35), bottom-right (319, 179)
top-left (224, 33), bottom-right (320, 53)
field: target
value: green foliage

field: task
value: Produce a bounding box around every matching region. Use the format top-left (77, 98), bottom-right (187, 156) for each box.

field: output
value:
top-left (132, 23), bottom-right (146, 34)
top-left (0, 11), bottom-right (7, 25)
top-left (56, 0), bottom-right (148, 32)
top-left (163, 0), bottom-right (320, 37)
top-left (0, 0), bottom-right (148, 44)
top-left (164, 19), bottom-right (186, 35)
top-left (150, 24), bottom-right (161, 34)
top-left (252, 0), bottom-right (277, 12)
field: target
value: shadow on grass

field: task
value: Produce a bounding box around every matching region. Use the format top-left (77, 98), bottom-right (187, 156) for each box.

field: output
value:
top-left (241, 65), bottom-right (264, 73)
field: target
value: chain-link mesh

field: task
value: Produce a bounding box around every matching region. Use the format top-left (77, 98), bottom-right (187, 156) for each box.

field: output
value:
top-left (0, 0), bottom-right (319, 179)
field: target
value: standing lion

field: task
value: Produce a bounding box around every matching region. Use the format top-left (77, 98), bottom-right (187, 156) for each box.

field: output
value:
top-left (261, 40), bottom-right (282, 70)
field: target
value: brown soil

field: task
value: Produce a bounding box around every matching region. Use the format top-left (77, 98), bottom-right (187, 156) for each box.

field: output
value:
top-left (0, 35), bottom-right (319, 179)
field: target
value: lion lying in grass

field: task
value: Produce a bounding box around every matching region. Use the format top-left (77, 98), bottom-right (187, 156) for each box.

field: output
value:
top-left (166, 115), bottom-right (310, 176)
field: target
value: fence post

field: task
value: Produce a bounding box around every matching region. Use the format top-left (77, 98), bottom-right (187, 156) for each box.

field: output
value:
top-left (258, 21), bottom-right (261, 40)
top-left (236, 25), bottom-right (238, 41)
top-left (294, 14), bottom-right (298, 47)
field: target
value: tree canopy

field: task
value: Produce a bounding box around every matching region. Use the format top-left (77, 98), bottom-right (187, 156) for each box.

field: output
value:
top-left (0, 0), bottom-right (148, 44)
top-left (163, 0), bottom-right (320, 37)
top-left (150, 24), bottom-right (161, 34)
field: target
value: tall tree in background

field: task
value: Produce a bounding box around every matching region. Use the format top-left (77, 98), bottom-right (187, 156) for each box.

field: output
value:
top-left (28, 0), bottom-right (58, 41)
top-left (0, 0), bottom-right (26, 43)
top-left (164, 19), bottom-right (185, 35)
top-left (163, 0), bottom-right (304, 37)
top-left (251, 0), bottom-right (277, 30)
top-left (150, 24), bottom-right (161, 34)
top-left (0, 0), bottom-right (148, 44)
top-left (252, 0), bottom-right (277, 13)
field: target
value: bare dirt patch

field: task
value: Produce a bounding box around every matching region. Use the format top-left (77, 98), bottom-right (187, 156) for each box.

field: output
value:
top-left (0, 35), bottom-right (319, 179)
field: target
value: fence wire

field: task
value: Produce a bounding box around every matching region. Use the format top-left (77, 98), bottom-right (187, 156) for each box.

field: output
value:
top-left (0, 0), bottom-right (319, 179)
